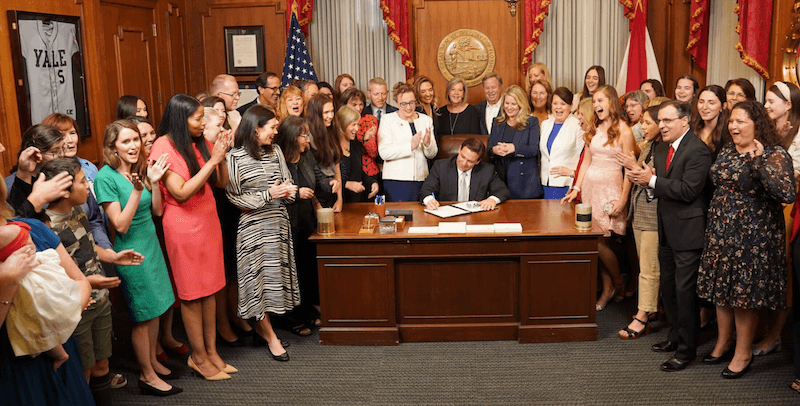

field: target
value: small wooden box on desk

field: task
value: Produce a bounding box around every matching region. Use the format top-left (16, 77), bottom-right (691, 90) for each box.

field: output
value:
top-left (309, 200), bottom-right (603, 345)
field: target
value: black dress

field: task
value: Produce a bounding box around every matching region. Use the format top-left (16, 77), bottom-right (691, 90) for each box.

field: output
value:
top-left (435, 104), bottom-right (482, 140)
top-left (697, 144), bottom-right (797, 310)
top-left (341, 140), bottom-right (377, 203)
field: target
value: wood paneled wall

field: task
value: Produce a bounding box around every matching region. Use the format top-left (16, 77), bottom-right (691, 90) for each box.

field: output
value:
top-left (410, 0), bottom-right (523, 105)
top-left (0, 0), bottom-right (797, 175)
top-left (0, 0), bottom-right (188, 175)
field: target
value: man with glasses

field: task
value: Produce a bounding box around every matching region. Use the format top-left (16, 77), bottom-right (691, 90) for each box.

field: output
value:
top-left (237, 72), bottom-right (281, 116)
top-left (626, 100), bottom-right (712, 372)
top-left (210, 74), bottom-right (242, 130)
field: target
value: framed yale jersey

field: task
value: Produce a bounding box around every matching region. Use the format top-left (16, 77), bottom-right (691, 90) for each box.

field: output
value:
top-left (7, 11), bottom-right (91, 137)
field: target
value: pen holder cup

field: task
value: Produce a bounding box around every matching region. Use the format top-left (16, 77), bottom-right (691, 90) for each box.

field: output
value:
top-left (317, 208), bottom-right (335, 235)
top-left (575, 203), bottom-right (592, 231)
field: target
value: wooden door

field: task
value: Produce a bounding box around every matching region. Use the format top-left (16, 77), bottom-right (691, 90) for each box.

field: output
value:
top-left (100, 0), bottom-right (162, 124)
top-left (411, 0), bottom-right (524, 105)
top-left (164, 2), bottom-right (188, 96)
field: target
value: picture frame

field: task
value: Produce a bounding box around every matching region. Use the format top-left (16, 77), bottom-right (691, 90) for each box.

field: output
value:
top-left (7, 11), bottom-right (91, 138)
top-left (224, 26), bottom-right (266, 76)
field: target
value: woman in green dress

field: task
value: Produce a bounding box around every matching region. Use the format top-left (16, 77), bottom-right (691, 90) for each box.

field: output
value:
top-left (94, 120), bottom-right (180, 395)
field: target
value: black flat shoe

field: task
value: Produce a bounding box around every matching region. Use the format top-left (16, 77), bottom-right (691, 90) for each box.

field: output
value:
top-left (252, 333), bottom-right (290, 349)
top-left (651, 340), bottom-right (678, 353)
top-left (156, 370), bottom-right (181, 381)
top-left (661, 357), bottom-right (694, 372)
top-left (267, 345), bottom-right (289, 362)
top-left (721, 357), bottom-right (753, 379)
top-left (138, 379), bottom-right (183, 397)
top-left (703, 345), bottom-right (734, 364)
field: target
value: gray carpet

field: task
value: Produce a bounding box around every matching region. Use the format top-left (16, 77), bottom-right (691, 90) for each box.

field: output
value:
top-left (108, 297), bottom-right (799, 405)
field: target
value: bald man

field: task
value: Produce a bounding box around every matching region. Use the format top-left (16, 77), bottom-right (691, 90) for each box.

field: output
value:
top-left (210, 74), bottom-right (241, 130)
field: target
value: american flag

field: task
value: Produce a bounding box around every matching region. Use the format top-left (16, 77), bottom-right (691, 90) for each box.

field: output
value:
top-left (281, 12), bottom-right (318, 87)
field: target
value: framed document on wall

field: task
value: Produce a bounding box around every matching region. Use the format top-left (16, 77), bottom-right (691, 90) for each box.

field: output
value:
top-left (224, 26), bottom-right (265, 75)
top-left (7, 11), bottom-right (91, 137)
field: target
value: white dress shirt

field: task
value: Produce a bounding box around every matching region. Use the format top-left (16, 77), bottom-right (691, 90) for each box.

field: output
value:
top-left (484, 100), bottom-right (502, 134)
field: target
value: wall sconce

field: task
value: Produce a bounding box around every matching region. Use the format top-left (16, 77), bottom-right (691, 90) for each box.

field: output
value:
top-left (505, 0), bottom-right (520, 16)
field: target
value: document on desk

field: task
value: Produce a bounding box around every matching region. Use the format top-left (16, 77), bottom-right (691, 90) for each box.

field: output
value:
top-left (407, 226), bottom-right (439, 234)
top-left (437, 222), bottom-right (467, 234)
top-left (423, 201), bottom-right (495, 218)
top-left (466, 224), bottom-right (495, 233)
top-left (493, 223), bottom-right (522, 233)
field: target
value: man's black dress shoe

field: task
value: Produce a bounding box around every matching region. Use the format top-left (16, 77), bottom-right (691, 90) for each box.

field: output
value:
top-left (661, 357), bottom-right (694, 372)
top-left (702, 346), bottom-right (734, 364)
top-left (721, 357), bottom-right (753, 379)
top-left (651, 340), bottom-right (678, 353)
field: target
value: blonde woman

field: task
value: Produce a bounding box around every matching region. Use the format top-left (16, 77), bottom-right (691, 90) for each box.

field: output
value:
top-left (525, 62), bottom-right (551, 93)
top-left (336, 106), bottom-right (378, 202)
top-left (488, 85), bottom-right (542, 199)
top-left (276, 86), bottom-right (305, 123)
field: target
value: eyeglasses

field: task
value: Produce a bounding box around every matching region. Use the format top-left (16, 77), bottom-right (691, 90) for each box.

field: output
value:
top-left (45, 147), bottom-right (65, 159)
top-left (398, 101), bottom-right (415, 108)
top-left (727, 91), bottom-right (746, 100)
top-left (264, 86), bottom-right (280, 92)
top-left (219, 91), bottom-right (242, 98)
top-left (300, 132), bottom-right (311, 139)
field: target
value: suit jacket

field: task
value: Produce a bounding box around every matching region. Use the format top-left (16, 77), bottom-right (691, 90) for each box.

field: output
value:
top-left (419, 156), bottom-right (510, 204)
top-left (475, 100), bottom-right (502, 136)
top-left (363, 103), bottom-right (398, 119)
top-left (539, 115), bottom-right (585, 188)
top-left (342, 140), bottom-right (377, 203)
top-left (653, 130), bottom-right (712, 251)
top-left (488, 116), bottom-right (543, 199)
top-left (297, 151), bottom-right (335, 208)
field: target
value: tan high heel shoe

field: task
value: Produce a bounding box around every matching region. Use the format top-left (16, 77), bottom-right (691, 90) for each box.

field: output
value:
top-left (187, 356), bottom-right (230, 381)
top-left (222, 364), bottom-right (238, 374)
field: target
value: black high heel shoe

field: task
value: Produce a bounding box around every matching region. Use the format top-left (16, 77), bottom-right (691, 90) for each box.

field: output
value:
top-left (218, 332), bottom-right (247, 348)
top-left (703, 345), bottom-right (735, 364)
top-left (156, 370), bottom-right (181, 381)
top-left (138, 379), bottom-right (183, 397)
top-left (721, 357), bottom-right (753, 379)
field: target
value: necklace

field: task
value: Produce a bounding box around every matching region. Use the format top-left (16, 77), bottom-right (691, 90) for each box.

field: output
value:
top-left (449, 110), bottom-right (460, 135)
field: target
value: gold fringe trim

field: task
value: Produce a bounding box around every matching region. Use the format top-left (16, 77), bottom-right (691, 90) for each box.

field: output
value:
top-left (735, 42), bottom-right (770, 79)
top-left (686, 38), bottom-right (699, 51)
top-left (691, 6), bottom-right (705, 19)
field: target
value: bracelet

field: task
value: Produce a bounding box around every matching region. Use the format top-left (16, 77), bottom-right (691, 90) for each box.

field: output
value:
top-left (0, 300), bottom-right (12, 305)
top-left (571, 186), bottom-right (581, 192)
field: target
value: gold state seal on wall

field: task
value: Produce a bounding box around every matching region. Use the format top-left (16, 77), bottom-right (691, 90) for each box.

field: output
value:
top-left (436, 29), bottom-right (496, 87)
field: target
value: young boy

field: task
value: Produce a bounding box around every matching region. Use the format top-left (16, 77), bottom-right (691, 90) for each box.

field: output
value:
top-left (41, 158), bottom-right (140, 406)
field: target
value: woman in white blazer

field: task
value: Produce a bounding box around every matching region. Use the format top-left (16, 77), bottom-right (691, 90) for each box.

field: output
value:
top-left (378, 82), bottom-right (438, 202)
top-left (539, 87), bottom-right (584, 199)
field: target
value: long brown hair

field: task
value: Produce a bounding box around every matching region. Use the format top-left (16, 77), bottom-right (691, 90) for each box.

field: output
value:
top-left (103, 120), bottom-right (150, 189)
top-left (307, 94), bottom-right (340, 167)
top-left (587, 85), bottom-right (624, 147)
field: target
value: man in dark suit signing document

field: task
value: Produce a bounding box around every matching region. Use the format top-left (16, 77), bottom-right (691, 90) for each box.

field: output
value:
top-left (420, 137), bottom-right (510, 210)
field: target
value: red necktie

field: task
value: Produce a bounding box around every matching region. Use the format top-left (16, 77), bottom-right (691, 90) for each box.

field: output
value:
top-left (666, 145), bottom-right (675, 171)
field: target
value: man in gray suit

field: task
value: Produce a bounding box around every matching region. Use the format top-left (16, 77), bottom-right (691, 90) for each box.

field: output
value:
top-left (420, 138), bottom-right (510, 210)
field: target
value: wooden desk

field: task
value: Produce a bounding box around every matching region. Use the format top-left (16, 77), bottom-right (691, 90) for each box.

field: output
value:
top-left (309, 200), bottom-right (603, 345)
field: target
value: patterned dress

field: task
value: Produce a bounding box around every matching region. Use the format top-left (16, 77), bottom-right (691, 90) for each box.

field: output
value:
top-left (697, 144), bottom-right (797, 310)
top-left (226, 146), bottom-right (301, 320)
top-left (581, 130), bottom-right (627, 237)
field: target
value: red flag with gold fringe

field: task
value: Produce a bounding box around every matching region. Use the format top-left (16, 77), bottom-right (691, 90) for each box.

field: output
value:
top-left (686, 0), bottom-right (710, 70)
top-left (735, 0), bottom-right (772, 79)
top-left (523, 0), bottom-right (551, 68)
top-left (286, 0), bottom-right (313, 37)
top-left (381, 0), bottom-right (415, 79)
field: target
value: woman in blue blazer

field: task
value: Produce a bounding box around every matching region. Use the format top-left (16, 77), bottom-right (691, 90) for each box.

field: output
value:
top-left (488, 85), bottom-right (543, 199)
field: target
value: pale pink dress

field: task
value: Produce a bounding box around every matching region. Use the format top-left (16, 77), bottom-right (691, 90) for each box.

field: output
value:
top-left (581, 130), bottom-right (627, 237)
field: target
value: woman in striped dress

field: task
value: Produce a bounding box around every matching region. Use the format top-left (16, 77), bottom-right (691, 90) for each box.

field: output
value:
top-left (226, 105), bottom-right (300, 362)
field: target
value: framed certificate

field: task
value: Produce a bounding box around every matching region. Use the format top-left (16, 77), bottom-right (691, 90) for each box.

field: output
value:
top-left (224, 26), bottom-right (265, 76)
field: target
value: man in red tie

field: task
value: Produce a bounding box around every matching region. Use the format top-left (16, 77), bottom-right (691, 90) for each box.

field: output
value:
top-left (627, 100), bottom-right (712, 372)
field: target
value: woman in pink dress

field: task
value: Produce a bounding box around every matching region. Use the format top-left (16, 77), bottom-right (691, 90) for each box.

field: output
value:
top-left (150, 94), bottom-right (235, 381)
top-left (563, 85), bottom-right (636, 311)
